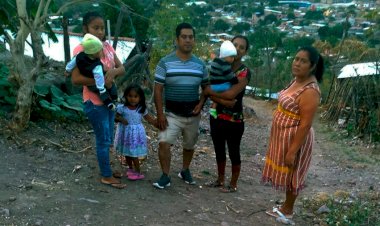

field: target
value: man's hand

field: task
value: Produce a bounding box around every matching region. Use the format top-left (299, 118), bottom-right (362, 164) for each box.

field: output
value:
top-left (192, 103), bottom-right (203, 115)
top-left (157, 113), bottom-right (168, 131)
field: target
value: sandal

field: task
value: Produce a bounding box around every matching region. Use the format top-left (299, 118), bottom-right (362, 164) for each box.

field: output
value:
top-left (219, 185), bottom-right (237, 193)
top-left (100, 178), bottom-right (126, 189)
top-left (205, 180), bottom-right (224, 187)
top-left (266, 207), bottom-right (293, 220)
top-left (112, 171), bottom-right (122, 179)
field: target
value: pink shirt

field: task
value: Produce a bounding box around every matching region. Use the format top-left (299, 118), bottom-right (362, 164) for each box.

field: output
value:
top-left (73, 41), bottom-right (116, 105)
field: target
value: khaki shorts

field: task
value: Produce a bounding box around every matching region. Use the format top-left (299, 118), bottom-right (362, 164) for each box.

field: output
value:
top-left (158, 112), bottom-right (200, 150)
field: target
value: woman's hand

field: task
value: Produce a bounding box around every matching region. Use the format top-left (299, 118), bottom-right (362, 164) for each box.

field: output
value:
top-left (223, 99), bottom-right (237, 108)
top-left (71, 67), bottom-right (95, 86)
top-left (105, 70), bottom-right (117, 88)
top-left (284, 152), bottom-right (296, 168)
top-left (210, 96), bottom-right (236, 108)
top-left (203, 86), bottom-right (212, 97)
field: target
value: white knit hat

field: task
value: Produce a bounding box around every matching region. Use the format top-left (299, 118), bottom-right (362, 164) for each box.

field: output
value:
top-left (82, 33), bottom-right (103, 55)
top-left (219, 40), bottom-right (237, 58)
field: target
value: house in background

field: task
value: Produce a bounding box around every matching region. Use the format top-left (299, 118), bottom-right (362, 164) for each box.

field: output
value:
top-left (338, 62), bottom-right (380, 78)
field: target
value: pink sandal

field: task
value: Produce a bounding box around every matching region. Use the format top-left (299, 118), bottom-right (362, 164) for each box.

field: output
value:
top-left (125, 168), bottom-right (136, 177)
top-left (128, 173), bottom-right (145, 181)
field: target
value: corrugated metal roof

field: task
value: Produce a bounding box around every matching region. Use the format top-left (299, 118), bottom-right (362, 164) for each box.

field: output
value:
top-left (338, 62), bottom-right (380, 79)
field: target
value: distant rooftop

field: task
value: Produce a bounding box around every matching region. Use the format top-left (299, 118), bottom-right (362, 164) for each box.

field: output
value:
top-left (185, 1), bottom-right (207, 6)
top-left (338, 62), bottom-right (380, 79)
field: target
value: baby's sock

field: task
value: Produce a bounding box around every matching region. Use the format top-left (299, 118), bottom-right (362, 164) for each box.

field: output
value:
top-left (209, 108), bottom-right (217, 119)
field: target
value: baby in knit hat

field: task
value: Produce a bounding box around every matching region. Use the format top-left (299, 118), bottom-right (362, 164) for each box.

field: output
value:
top-left (65, 33), bottom-right (117, 110)
top-left (209, 40), bottom-right (238, 118)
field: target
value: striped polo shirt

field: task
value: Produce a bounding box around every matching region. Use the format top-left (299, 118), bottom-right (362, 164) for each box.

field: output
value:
top-left (154, 52), bottom-right (208, 117)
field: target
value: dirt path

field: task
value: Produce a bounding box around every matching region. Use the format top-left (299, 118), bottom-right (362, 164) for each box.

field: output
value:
top-left (0, 98), bottom-right (378, 225)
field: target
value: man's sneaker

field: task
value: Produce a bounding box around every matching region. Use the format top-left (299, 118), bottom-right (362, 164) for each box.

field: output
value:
top-left (152, 173), bottom-right (171, 189)
top-left (178, 169), bottom-right (196, 185)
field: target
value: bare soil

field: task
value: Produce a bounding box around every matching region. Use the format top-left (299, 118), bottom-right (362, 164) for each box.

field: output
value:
top-left (0, 98), bottom-right (379, 226)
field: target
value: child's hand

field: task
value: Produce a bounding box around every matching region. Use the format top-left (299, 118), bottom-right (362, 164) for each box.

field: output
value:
top-left (64, 70), bottom-right (70, 77)
top-left (121, 119), bottom-right (128, 125)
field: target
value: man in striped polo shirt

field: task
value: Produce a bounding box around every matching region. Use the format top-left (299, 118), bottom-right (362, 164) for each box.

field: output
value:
top-left (153, 23), bottom-right (208, 189)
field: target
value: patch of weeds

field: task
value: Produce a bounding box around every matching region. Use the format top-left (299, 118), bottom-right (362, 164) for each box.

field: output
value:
top-left (302, 191), bottom-right (380, 226)
top-left (316, 119), bottom-right (379, 164)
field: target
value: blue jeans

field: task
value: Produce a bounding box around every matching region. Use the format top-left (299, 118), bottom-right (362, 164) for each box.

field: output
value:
top-left (83, 101), bottom-right (115, 177)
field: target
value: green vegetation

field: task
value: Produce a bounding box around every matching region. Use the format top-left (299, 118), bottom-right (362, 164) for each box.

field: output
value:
top-left (0, 63), bottom-right (84, 122)
top-left (302, 192), bottom-right (380, 226)
top-left (0, 63), bottom-right (16, 111)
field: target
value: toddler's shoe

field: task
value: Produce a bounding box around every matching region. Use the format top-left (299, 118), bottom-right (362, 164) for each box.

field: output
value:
top-left (209, 108), bottom-right (217, 119)
top-left (125, 168), bottom-right (136, 177)
top-left (128, 173), bottom-right (145, 181)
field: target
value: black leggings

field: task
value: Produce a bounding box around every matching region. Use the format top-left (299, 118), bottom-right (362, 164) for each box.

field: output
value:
top-left (210, 117), bottom-right (244, 165)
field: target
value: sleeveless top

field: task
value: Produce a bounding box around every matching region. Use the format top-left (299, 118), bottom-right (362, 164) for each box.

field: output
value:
top-left (262, 81), bottom-right (320, 194)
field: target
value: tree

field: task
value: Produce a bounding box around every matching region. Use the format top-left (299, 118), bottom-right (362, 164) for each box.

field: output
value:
top-left (318, 22), bottom-right (351, 46)
top-left (304, 10), bottom-right (324, 21)
top-left (185, 4), bottom-right (212, 30)
top-left (282, 36), bottom-right (315, 56)
top-left (1, 0), bottom-right (89, 130)
top-left (268, 0), bottom-right (279, 7)
top-left (232, 22), bottom-right (250, 34)
top-left (248, 26), bottom-right (283, 99)
top-left (287, 12), bottom-right (296, 20)
top-left (147, 3), bottom-right (190, 71)
top-left (363, 8), bottom-right (380, 47)
top-left (100, 0), bottom-right (149, 41)
top-left (213, 19), bottom-right (230, 32)
top-left (263, 14), bottom-right (278, 25)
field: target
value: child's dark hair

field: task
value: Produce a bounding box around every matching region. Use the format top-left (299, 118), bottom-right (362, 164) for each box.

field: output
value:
top-left (123, 83), bottom-right (146, 114)
top-left (297, 46), bottom-right (324, 82)
top-left (176, 22), bottom-right (195, 38)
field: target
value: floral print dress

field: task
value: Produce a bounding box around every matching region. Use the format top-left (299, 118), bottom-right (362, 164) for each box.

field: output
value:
top-left (114, 104), bottom-right (148, 158)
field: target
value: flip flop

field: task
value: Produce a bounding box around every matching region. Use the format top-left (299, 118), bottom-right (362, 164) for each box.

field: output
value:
top-left (219, 185), bottom-right (237, 193)
top-left (112, 171), bottom-right (122, 179)
top-left (205, 180), bottom-right (224, 187)
top-left (265, 207), bottom-right (293, 219)
top-left (100, 179), bottom-right (126, 189)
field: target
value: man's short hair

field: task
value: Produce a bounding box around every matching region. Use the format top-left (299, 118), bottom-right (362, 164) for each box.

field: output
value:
top-left (175, 23), bottom-right (195, 38)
